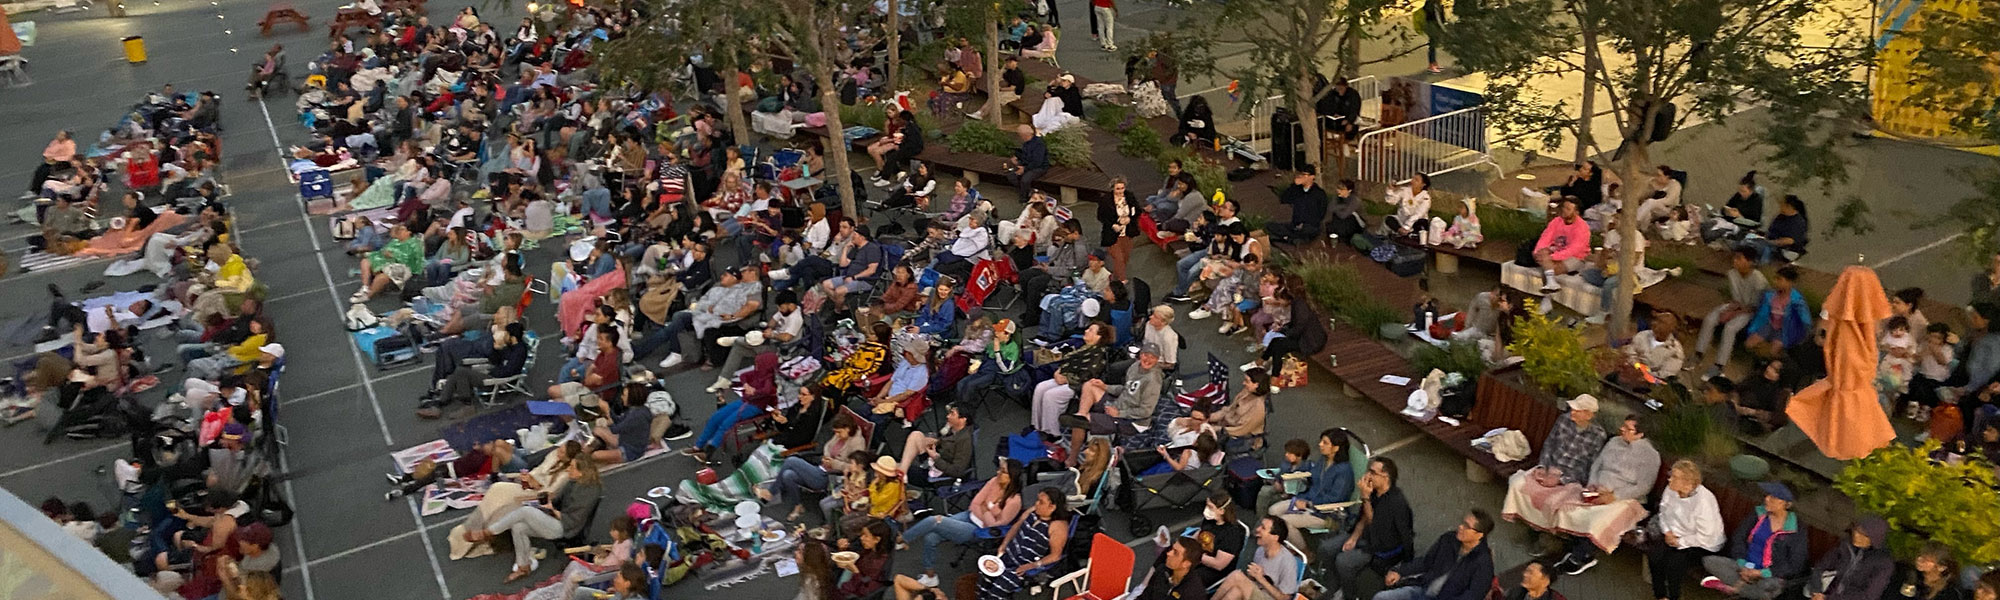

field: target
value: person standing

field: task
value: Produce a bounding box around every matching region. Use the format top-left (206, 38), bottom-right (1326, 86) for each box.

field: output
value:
top-left (1422, 0), bottom-right (1447, 73)
top-left (1092, 0), bottom-right (1117, 51)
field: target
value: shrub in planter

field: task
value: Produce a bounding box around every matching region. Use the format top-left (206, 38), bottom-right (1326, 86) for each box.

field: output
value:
top-left (1652, 403), bottom-right (1741, 465)
top-left (1117, 126), bottom-right (1167, 160)
top-left (1835, 440), bottom-right (2000, 562)
top-left (1506, 298), bottom-right (1600, 397)
top-left (841, 102), bottom-right (890, 132)
top-left (1043, 128), bottom-right (1093, 168)
top-left (947, 120), bottom-right (1017, 157)
top-left (1291, 253), bottom-right (1404, 340)
top-left (1413, 341), bottom-right (1489, 380)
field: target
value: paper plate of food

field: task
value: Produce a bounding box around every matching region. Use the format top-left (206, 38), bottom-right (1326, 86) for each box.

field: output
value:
top-left (831, 551), bottom-right (860, 568)
top-left (977, 555), bottom-right (1005, 577)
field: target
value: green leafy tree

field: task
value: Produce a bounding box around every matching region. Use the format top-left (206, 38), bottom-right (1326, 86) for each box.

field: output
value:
top-left (1170, 0), bottom-right (1420, 173)
top-left (1448, 0), bottom-right (1873, 335)
top-left (1900, 0), bottom-right (2000, 261)
top-left (1836, 440), bottom-right (2000, 562)
top-left (594, 0), bottom-right (758, 147)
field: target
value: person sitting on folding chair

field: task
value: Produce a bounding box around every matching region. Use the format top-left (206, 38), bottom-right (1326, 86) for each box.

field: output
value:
top-left (419, 322), bottom-right (528, 419)
top-left (1063, 342), bottom-right (1164, 452)
top-left (907, 458), bottom-right (1025, 587)
top-left (896, 403), bottom-right (976, 486)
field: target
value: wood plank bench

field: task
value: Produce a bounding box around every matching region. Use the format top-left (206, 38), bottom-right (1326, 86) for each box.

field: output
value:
top-left (915, 145), bottom-right (1115, 205)
top-left (1428, 240), bottom-right (1520, 275)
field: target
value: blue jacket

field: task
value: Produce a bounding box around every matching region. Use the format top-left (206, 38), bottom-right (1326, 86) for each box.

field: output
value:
top-left (915, 299), bottom-right (957, 336)
top-left (1744, 289), bottom-right (1812, 347)
top-left (1960, 332), bottom-right (2000, 393)
top-left (1728, 507), bottom-right (1809, 581)
top-left (1296, 457), bottom-right (1354, 506)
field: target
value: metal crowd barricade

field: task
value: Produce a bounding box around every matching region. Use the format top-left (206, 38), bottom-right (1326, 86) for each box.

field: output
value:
top-left (1356, 106), bottom-right (1490, 185)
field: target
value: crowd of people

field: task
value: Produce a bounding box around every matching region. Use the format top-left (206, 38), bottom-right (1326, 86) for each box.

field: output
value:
top-left (11, 0), bottom-right (2000, 598)
top-left (10, 83), bottom-right (288, 600)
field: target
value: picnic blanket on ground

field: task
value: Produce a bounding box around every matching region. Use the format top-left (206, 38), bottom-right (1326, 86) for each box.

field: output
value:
top-left (677, 442), bottom-right (784, 511)
top-left (391, 439), bottom-right (459, 474)
top-left (420, 477), bottom-right (491, 516)
top-left (79, 211), bottom-right (186, 256)
top-left (16, 250), bottom-right (106, 273)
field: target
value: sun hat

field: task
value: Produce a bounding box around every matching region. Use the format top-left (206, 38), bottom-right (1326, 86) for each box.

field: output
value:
top-left (872, 456), bottom-right (901, 477)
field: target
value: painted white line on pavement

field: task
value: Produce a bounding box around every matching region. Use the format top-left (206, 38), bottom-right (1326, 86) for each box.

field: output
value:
top-left (255, 95), bottom-right (323, 600)
top-left (0, 442), bottom-right (126, 480)
top-left (259, 97), bottom-right (452, 600)
top-left (1372, 432), bottom-right (1429, 456)
top-left (1872, 232), bottom-right (1963, 269)
top-left (283, 513), bottom-right (475, 573)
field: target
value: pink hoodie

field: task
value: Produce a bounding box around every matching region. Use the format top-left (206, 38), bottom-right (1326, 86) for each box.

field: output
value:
top-left (1535, 215), bottom-right (1591, 262)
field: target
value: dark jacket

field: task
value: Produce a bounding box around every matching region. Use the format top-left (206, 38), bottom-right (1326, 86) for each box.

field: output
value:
top-left (1280, 183), bottom-right (1329, 228)
top-left (1280, 299), bottom-right (1328, 355)
top-left (933, 425), bottom-right (975, 479)
top-left (773, 398), bottom-right (832, 449)
top-left (1016, 136), bottom-right (1050, 171)
top-left (1809, 516), bottom-right (1893, 600)
top-left (1390, 531), bottom-right (1494, 600)
top-left (489, 339), bottom-right (530, 378)
top-left (1727, 508), bottom-right (1810, 581)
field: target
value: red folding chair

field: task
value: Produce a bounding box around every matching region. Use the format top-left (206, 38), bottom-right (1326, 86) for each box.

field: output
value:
top-left (958, 258), bottom-right (1022, 314)
top-left (1047, 533), bottom-right (1135, 600)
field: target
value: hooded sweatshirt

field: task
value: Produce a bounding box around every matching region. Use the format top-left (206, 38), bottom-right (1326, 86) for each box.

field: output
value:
top-left (1806, 516), bottom-right (1893, 600)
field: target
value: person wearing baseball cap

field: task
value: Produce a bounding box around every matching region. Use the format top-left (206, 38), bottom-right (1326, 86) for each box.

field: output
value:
top-left (1079, 248), bottom-right (1112, 296)
top-left (1502, 393), bottom-right (1609, 542)
top-left (1062, 342), bottom-right (1165, 452)
top-left (1699, 481), bottom-right (1809, 597)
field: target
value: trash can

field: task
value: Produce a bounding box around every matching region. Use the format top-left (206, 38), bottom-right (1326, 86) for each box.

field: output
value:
top-left (121, 36), bottom-right (146, 64)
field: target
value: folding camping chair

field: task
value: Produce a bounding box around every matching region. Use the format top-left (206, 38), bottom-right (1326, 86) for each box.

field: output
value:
top-left (476, 333), bottom-right (542, 406)
top-left (1047, 533), bottom-right (1136, 600)
top-left (957, 258), bottom-right (1020, 314)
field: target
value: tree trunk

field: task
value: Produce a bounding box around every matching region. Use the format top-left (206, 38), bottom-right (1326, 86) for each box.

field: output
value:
top-left (983, 16), bottom-right (1002, 125)
top-left (1574, 44), bottom-right (1598, 163)
top-left (1573, 11), bottom-right (1600, 164)
top-left (1340, 10), bottom-right (1362, 78)
top-left (809, 28), bottom-right (859, 215)
top-left (887, 2), bottom-right (902, 87)
top-left (1293, 72), bottom-right (1323, 170)
top-left (1609, 141), bottom-right (1648, 338)
top-left (723, 67), bottom-right (752, 147)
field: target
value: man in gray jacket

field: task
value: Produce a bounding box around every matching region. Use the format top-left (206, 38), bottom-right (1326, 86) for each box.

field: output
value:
top-left (1065, 342), bottom-right (1163, 450)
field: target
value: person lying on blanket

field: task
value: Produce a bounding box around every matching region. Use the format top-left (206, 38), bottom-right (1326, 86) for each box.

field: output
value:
top-left (35, 285), bottom-right (166, 343)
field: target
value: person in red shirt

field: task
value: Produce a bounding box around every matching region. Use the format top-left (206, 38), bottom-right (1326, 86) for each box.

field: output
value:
top-left (1092, 0), bottom-right (1118, 51)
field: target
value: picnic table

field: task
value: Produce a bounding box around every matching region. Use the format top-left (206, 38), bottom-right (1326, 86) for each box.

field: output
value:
top-left (259, 4), bottom-right (310, 36)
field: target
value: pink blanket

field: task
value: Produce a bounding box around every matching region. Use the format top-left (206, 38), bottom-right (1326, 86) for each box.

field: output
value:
top-left (80, 211), bottom-right (187, 257)
top-left (557, 267), bottom-right (627, 337)
top-left (1502, 469), bottom-right (1649, 552)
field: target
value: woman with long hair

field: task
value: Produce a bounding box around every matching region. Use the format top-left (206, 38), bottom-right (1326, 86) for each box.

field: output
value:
top-left (914, 276), bottom-right (960, 336)
top-left (795, 540), bottom-right (837, 600)
top-left (1212, 367), bottom-right (1271, 444)
top-left (906, 459), bottom-right (1027, 583)
top-left (976, 488), bottom-right (1072, 600)
top-left (832, 520), bottom-right (895, 600)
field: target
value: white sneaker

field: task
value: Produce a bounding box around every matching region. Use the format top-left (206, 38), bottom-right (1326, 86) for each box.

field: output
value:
top-left (1584, 314), bottom-right (1606, 325)
top-left (1187, 309), bottom-right (1214, 320)
top-left (718, 336), bottom-right (740, 347)
top-left (917, 574), bottom-right (940, 588)
top-left (706, 377), bottom-right (733, 393)
top-left (659, 353), bottom-right (686, 369)
top-left (769, 268), bottom-right (791, 281)
top-left (1540, 280), bottom-right (1561, 293)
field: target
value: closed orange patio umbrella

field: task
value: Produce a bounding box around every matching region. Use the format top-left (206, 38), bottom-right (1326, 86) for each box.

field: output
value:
top-left (1786, 265), bottom-right (1897, 460)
